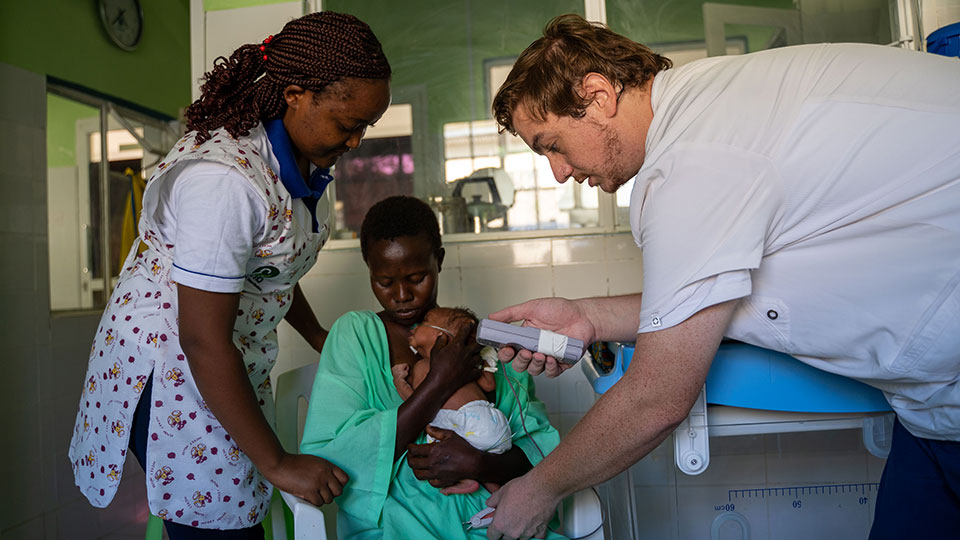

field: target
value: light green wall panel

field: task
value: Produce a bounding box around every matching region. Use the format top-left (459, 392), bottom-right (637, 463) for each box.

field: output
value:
top-left (47, 94), bottom-right (99, 169)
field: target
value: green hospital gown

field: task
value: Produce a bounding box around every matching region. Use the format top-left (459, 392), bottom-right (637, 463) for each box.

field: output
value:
top-left (300, 310), bottom-right (568, 540)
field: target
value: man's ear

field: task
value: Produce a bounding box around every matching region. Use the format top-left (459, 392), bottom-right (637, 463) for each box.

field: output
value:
top-left (283, 84), bottom-right (307, 110)
top-left (436, 246), bottom-right (446, 274)
top-left (580, 72), bottom-right (619, 118)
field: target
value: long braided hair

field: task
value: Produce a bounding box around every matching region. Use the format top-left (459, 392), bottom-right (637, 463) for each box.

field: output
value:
top-left (186, 11), bottom-right (391, 144)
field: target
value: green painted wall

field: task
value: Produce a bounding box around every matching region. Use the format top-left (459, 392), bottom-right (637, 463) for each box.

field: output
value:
top-left (0, 0), bottom-right (192, 118)
top-left (204, 0), bottom-right (293, 10)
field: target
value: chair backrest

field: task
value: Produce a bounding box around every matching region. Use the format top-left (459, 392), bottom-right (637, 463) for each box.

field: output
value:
top-left (275, 362), bottom-right (318, 453)
top-left (274, 362), bottom-right (339, 539)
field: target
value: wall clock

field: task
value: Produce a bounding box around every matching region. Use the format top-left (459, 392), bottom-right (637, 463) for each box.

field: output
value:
top-left (99, 0), bottom-right (143, 51)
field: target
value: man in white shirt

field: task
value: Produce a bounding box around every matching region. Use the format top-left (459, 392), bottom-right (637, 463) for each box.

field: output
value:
top-left (480, 14), bottom-right (960, 540)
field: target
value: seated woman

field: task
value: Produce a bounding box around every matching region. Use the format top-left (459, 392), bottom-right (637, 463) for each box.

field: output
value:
top-left (300, 196), bottom-right (566, 539)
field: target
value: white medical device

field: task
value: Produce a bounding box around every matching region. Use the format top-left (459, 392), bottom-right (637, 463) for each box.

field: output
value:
top-left (476, 319), bottom-right (584, 364)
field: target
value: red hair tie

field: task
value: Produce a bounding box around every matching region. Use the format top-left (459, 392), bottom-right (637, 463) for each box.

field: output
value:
top-left (260, 35), bottom-right (273, 61)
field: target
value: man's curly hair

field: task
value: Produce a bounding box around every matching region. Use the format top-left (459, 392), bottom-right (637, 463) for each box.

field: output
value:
top-left (493, 14), bottom-right (670, 134)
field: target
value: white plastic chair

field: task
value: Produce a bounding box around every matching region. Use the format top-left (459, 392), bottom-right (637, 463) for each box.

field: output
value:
top-left (272, 362), bottom-right (335, 540)
top-left (272, 362), bottom-right (604, 540)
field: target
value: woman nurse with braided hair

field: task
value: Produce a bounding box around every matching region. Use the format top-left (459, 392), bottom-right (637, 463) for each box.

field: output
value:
top-left (68, 11), bottom-right (391, 538)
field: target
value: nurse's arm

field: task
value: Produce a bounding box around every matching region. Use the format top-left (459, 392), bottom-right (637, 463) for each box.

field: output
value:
top-left (178, 284), bottom-right (347, 506)
top-left (489, 299), bottom-right (737, 534)
top-left (283, 283), bottom-right (328, 354)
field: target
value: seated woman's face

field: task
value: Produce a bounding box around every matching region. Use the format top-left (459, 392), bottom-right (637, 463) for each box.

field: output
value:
top-left (366, 233), bottom-right (443, 326)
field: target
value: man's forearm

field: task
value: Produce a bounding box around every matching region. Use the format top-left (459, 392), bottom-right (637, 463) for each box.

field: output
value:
top-left (529, 368), bottom-right (682, 499)
top-left (577, 293), bottom-right (643, 342)
top-left (530, 299), bottom-right (734, 499)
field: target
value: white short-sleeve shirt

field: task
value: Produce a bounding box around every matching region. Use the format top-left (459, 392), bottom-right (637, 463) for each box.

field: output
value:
top-left (630, 43), bottom-right (960, 440)
top-left (152, 131), bottom-right (314, 293)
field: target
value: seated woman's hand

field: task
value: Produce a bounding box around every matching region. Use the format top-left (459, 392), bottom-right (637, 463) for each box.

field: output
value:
top-left (406, 426), bottom-right (482, 488)
top-left (263, 452), bottom-right (349, 506)
top-left (425, 321), bottom-right (482, 390)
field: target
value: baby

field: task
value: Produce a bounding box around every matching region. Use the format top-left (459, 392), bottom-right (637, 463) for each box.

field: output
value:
top-left (392, 307), bottom-right (511, 495)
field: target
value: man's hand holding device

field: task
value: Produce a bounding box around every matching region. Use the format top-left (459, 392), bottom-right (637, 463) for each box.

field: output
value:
top-left (483, 298), bottom-right (596, 377)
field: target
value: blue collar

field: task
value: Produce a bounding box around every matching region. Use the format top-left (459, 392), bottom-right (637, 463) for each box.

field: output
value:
top-left (264, 118), bottom-right (333, 199)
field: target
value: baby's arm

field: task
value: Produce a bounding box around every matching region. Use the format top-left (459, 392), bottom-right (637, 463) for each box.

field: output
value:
top-left (439, 480), bottom-right (499, 495)
top-left (440, 478), bottom-right (481, 495)
top-left (391, 364), bottom-right (414, 400)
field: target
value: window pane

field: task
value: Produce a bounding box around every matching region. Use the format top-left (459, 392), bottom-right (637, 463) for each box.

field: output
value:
top-left (48, 90), bottom-right (175, 311)
top-left (607, 0), bottom-right (895, 229)
top-left (333, 136), bottom-right (415, 237)
top-left (91, 127), bottom-right (147, 297)
top-left (608, 0), bottom-right (893, 60)
top-left (324, 0), bottom-right (594, 236)
top-left (47, 93), bottom-right (100, 311)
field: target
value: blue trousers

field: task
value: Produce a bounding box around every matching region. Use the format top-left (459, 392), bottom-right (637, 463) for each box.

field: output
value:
top-left (869, 418), bottom-right (960, 540)
top-left (130, 375), bottom-right (265, 540)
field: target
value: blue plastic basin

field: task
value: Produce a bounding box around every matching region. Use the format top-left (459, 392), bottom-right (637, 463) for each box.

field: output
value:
top-left (927, 22), bottom-right (960, 58)
top-left (591, 341), bottom-right (891, 414)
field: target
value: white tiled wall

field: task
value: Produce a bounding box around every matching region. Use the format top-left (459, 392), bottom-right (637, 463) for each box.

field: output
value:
top-left (1, 62), bottom-right (150, 540)
top-left (0, 62), bottom-right (53, 538)
top-left (275, 234), bottom-right (644, 379)
top-left (275, 234), bottom-right (644, 440)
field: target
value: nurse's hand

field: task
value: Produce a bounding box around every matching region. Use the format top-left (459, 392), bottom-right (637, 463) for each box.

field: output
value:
top-left (265, 452), bottom-right (349, 506)
top-left (485, 472), bottom-right (556, 539)
top-left (489, 298), bottom-right (596, 377)
top-left (406, 426), bottom-right (480, 488)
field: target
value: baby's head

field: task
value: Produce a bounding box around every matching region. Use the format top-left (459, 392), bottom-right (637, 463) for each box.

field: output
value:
top-left (409, 307), bottom-right (478, 360)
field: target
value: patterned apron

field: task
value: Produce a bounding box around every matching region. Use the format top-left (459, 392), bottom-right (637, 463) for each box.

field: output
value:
top-left (68, 127), bottom-right (329, 528)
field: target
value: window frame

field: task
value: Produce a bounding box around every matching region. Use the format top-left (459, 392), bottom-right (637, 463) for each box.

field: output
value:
top-left (46, 80), bottom-right (177, 313)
